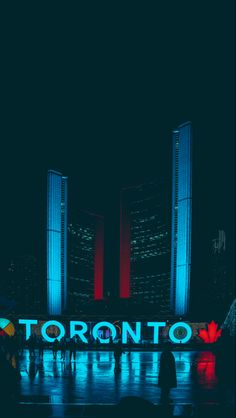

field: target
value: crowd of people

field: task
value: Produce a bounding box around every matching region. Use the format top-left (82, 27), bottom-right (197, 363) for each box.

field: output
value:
top-left (26, 334), bottom-right (94, 361)
top-left (0, 332), bottom-right (178, 403)
top-left (0, 329), bottom-right (234, 406)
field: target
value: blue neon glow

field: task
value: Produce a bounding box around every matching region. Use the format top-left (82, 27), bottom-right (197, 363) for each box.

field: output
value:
top-left (147, 322), bottom-right (166, 344)
top-left (41, 320), bottom-right (65, 342)
top-left (16, 319), bottom-right (195, 344)
top-left (61, 177), bottom-right (68, 311)
top-left (169, 322), bottom-right (192, 344)
top-left (70, 321), bottom-right (88, 343)
top-left (171, 122), bottom-right (192, 316)
top-left (122, 321), bottom-right (141, 344)
top-left (19, 319), bottom-right (38, 340)
top-left (92, 321), bottom-right (117, 344)
top-left (47, 171), bottom-right (68, 315)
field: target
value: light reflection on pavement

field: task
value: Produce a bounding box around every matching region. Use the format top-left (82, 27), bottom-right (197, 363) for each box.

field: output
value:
top-left (18, 349), bottom-right (232, 405)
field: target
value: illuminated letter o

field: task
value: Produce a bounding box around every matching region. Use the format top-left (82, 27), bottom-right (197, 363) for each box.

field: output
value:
top-left (92, 321), bottom-right (117, 344)
top-left (169, 322), bottom-right (192, 344)
top-left (41, 320), bottom-right (65, 342)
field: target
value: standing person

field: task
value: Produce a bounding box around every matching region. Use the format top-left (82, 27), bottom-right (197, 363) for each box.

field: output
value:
top-left (38, 336), bottom-right (44, 360)
top-left (28, 335), bottom-right (36, 358)
top-left (52, 338), bottom-right (59, 360)
top-left (69, 337), bottom-right (77, 362)
top-left (95, 337), bottom-right (100, 349)
top-left (113, 340), bottom-right (124, 372)
top-left (60, 336), bottom-right (67, 361)
top-left (158, 343), bottom-right (177, 403)
top-left (127, 336), bottom-right (132, 356)
top-left (109, 335), bottom-right (114, 349)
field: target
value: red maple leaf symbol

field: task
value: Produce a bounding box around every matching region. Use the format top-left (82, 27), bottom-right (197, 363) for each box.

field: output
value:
top-left (198, 321), bottom-right (222, 343)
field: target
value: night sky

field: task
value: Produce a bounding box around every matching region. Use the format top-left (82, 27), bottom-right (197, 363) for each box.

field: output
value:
top-left (1, 2), bottom-right (235, 294)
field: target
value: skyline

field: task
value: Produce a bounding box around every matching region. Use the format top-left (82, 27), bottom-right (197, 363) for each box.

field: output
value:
top-left (1, 116), bottom-right (234, 316)
top-left (47, 120), bottom-right (191, 317)
top-left (1, 120), bottom-right (233, 319)
top-left (1, 118), bottom-right (235, 264)
top-left (0, 3), bottom-right (235, 416)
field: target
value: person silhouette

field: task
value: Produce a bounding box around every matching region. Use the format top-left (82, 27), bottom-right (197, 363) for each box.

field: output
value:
top-left (60, 336), bottom-right (67, 361)
top-left (28, 334), bottom-right (36, 358)
top-left (158, 342), bottom-right (177, 403)
top-left (113, 340), bottom-right (124, 372)
top-left (109, 335), bottom-right (114, 348)
top-left (38, 336), bottom-right (44, 359)
top-left (69, 337), bottom-right (77, 362)
top-left (52, 338), bottom-right (59, 360)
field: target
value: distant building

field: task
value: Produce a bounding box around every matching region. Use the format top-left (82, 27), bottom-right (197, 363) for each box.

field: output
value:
top-left (207, 230), bottom-right (234, 318)
top-left (68, 211), bottom-right (104, 314)
top-left (119, 180), bottom-right (171, 315)
top-left (47, 170), bottom-right (68, 315)
top-left (222, 299), bottom-right (236, 337)
top-left (1, 255), bottom-right (42, 314)
top-left (118, 122), bottom-right (193, 316)
top-left (170, 122), bottom-right (192, 316)
top-left (212, 230), bottom-right (226, 254)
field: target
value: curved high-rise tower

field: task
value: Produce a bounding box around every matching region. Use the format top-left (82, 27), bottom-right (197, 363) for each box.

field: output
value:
top-left (170, 122), bottom-right (192, 316)
top-left (47, 170), bottom-right (68, 315)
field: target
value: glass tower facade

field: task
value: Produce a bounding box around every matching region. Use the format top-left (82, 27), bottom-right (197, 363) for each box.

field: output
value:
top-left (171, 122), bottom-right (192, 316)
top-left (120, 181), bottom-right (171, 315)
top-left (47, 170), bottom-right (68, 315)
top-left (68, 211), bottom-right (104, 314)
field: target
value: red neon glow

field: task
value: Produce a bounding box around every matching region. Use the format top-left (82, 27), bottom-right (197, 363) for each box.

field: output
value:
top-left (196, 352), bottom-right (216, 386)
top-left (94, 217), bottom-right (104, 300)
top-left (120, 194), bottom-right (131, 298)
top-left (198, 321), bottom-right (222, 343)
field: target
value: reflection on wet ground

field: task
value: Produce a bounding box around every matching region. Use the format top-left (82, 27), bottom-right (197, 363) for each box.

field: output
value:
top-left (17, 349), bottom-right (234, 407)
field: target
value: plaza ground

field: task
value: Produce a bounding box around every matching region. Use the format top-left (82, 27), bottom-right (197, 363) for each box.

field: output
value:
top-left (11, 349), bottom-right (235, 417)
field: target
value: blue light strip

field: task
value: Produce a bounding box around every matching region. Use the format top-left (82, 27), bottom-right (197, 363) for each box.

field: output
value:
top-left (61, 176), bottom-right (68, 311)
top-left (170, 131), bottom-right (178, 310)
top-left (47, 171), bottom-right (64, 315)
top-left (171, 123), bottom-right (192, 316)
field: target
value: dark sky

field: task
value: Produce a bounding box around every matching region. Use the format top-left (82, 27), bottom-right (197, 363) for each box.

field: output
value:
top-left (1, 2), bottom-right (235, 275)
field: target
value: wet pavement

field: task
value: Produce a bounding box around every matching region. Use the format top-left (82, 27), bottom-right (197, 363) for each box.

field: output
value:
top-left (17, 349), bottom-right (234, 407)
